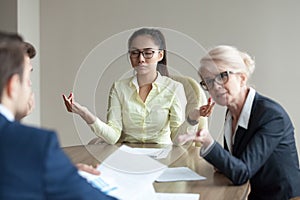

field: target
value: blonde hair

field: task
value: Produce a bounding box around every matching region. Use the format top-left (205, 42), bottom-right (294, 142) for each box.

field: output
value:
top-left (200, 45), bottom-right (255, 79)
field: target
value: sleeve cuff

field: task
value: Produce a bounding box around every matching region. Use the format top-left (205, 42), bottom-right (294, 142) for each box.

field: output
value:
top-left (200, 140), bottom-right (216, 157)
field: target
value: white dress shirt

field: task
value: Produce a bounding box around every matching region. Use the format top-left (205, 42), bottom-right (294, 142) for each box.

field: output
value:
top-left (0, 104), bottom-right (14, 121)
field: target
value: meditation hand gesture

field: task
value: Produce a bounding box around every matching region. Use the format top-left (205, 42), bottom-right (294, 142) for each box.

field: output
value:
top-left (62, 92), bottom-right (96, 124)
top-left (62, 92), bottom-right (83, 114)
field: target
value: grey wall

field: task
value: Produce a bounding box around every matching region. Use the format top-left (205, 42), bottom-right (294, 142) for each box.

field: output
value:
top-left (17, 0), bottom-right (40, 126)
top-left (19, 0), bottom-right (300, 154)
top-left (0, 0), bottom-right (17, 32)
top-left (0, 0), bottom-right (40, 126)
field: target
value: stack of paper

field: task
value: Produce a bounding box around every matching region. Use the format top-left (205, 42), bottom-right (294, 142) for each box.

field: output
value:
top-left (102, 145), bottom-right (166, 174)
top-left (131, 146), bottom-right (172, 159)
top-left (79, 145), bottom-right (166, 200)
top-left (79, 145), bottom-right (204, 200)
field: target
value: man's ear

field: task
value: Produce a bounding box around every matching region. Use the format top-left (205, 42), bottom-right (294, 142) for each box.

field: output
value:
top-left (6, 74), bottom-right (21, 99)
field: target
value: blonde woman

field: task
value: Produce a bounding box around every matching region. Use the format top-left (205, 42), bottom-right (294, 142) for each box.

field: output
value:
top-left (181, 45), bottom-right (300, 199)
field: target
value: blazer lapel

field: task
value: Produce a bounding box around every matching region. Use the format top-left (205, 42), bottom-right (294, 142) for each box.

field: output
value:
top-left (232, 126), bottom-right (247, 156)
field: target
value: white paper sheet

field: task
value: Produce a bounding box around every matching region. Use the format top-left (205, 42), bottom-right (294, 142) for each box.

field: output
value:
top-left (132, 146), bottom-right (172, 159)
top-left (79, 145), bottom-right (204, 199)
top-left (78, 170), bottom-right (118, 195)
top-left (79, 145), bottom-right (167, 200)
top-left (102, 145), bottom-right (167, 174)
top-left (98, 164), bottom-right (164, 200)
top-left (155, 167), bottom-right (206, 182)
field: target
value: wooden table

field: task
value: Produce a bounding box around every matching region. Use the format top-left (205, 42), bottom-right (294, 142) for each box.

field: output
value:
top-left (63, 143), bottom-right (249, 200)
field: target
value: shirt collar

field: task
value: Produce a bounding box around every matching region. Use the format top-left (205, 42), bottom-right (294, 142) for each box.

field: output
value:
top-left (0, 104), bottom-right (14, 122)
top-left (131, 72), bottom-right (163, 92)
top-left (236, 87), bottom-right (256, 129)
top-left (224, 87), bottom-right (256, 152)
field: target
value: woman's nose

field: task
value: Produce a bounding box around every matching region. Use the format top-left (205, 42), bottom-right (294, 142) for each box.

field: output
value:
top-left (138, 53), bottom-right (145, 62)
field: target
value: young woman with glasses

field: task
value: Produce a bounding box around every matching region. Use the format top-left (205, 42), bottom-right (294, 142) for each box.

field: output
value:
top-left (63, 28), bottom-right (200, 145)
top-left (179, 45), bottom-right (300, 199)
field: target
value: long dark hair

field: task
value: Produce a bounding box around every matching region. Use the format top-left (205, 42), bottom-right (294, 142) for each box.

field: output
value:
top-left (128, 28), bottom-right (169, 76)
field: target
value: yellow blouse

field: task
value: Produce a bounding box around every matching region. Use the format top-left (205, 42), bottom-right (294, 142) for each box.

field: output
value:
top-left (89, 73), bottom-right (197, 144)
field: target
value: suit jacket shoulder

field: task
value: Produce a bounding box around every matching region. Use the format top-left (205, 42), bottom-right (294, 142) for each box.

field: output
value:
top-left (0, 115), bottom-right (116, 200)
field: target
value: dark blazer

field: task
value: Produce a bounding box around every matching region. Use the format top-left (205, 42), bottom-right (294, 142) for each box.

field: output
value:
top-left (204, 92), bottom-right (300, 200)
top-left (0, 114), bottom-right (117, 200)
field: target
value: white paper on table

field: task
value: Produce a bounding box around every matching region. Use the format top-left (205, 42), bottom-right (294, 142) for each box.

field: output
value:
top-left (78, 170), bottom-right (118, 195)
top-left (156, 193), bottom-right (200, 200)
top-left (155, 167), bottom-right (206, 182)
top-left (131, 146), bottom-right (172, 159)
top-left (98, 164), bottom-right (164, 200)
top-left (102, 145), bottom-right (167, 173)
top-left (79, 145), bottom-right (167, 200)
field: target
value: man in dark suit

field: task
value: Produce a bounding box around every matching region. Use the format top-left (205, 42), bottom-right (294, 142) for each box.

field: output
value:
top-left (0, 32), bottom-right (117, 199)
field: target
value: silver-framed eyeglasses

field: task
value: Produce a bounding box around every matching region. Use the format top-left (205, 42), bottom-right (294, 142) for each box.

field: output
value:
top-left (128, 48), bottom-right (161, 59)
top-left (200, 71), bottom-right (237, 91)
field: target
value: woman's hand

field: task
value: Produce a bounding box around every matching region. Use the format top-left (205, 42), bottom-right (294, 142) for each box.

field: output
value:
top-left (177, 128), bottom-right (214, 148)
top-left (76, 163), bottom-right (100, 176)
top-left (188, 97), bottom-right (215, 121)
top-left (62, 92), bottom-right (82, 114)
top-left (199, 97), bottom-right (215, 117)
top-left (62, 92), bottom-right (96, 124)
top-left (193, 129), bottom-right (214, 149)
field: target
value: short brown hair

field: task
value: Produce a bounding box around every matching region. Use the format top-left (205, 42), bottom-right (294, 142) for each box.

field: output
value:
top-left (23, 42), bottom-right (36, 59)
top-left (0, 32), bottom-right (25, 101)
top-left (0, 31), bottom-right (36, 58)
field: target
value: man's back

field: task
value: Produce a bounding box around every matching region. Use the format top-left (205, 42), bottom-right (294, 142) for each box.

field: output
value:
top-left (0, 114), bottom-right (116, 200)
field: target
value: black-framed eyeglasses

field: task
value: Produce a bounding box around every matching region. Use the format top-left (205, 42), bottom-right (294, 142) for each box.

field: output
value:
top-left (200, 71), bottom-right (236, 91)
top-left (128, 48), bottom-right (161, 59)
